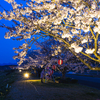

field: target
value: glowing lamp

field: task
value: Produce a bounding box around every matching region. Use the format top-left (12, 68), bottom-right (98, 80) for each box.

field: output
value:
top-left (24, 73), bottom-right (29, 78)
top-left (19, 70), bottom-right (22, 72)
top-left (58, 59), bottom-right (63, 65)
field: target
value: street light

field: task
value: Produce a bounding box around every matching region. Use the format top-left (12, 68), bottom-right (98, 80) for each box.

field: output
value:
top-left (24, 73), bottom-right (29, 78)
top-left (19, 69), bottom-right (22, 72)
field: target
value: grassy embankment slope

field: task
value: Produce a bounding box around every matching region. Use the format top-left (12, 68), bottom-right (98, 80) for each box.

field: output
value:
top-left (0, 70), bottom-right (19, 100)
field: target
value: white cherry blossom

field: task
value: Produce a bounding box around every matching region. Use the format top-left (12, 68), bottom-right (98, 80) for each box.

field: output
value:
top-left (0, 0), bottom-right (100, 70)
top-left (85, 49), bottom-right (95, 54)
top-left (74, 47), bottom-right (83, 53)
top-left (71, 29), bottom-right (79, 34)
top-left (81, 39), bottom-right (88, 44)
top-left (93, 26), bottom-right (100, 33)
top-left (4, 0), bottom-right (14, 3)
top-left (62, 33), bottom-right (72, 38)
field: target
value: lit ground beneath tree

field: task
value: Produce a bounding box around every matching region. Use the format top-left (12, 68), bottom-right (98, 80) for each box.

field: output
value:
top-left (5, 74), bottom-right (100, 100)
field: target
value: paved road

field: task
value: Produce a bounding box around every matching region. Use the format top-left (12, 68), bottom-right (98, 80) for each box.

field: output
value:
top-left (54, 72), bottom-right (100, 90)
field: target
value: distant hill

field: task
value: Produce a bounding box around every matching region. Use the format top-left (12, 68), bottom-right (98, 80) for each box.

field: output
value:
top-left (0, 63), bottom-right (17, 66)
top-left (0, 65), bottom-right (17, 71)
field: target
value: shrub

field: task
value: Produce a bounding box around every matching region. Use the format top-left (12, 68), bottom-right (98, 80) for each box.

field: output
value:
top-left (55, 77), bottom-right (61, 81)
top-left (55, 77), bottom-right (78, 84)
top-left (71, 79), bottom-right (78, 83)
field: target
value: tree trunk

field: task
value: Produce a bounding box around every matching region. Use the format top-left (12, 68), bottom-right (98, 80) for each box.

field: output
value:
top-left (61, 67), bottom-right (67, 79)
top-left (62, 71), bottom-right (66, 79)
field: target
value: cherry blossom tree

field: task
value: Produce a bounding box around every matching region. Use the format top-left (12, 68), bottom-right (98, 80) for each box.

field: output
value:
top-left (24, 38), bottom-right (89, 78)
top-left (0, 0), bottom-right (100, 70)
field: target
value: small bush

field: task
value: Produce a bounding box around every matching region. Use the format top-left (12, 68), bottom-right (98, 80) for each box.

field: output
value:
top-left (86, 92), bottom-right (96, 96)
top-left (55, 77), bottom-right (78, 84)
top-left (71, 79), bottom-right (78, 83)
top-left (55, 77), bottom-right (61, 81)
top-left (66, 77), bottom-right (72, 80)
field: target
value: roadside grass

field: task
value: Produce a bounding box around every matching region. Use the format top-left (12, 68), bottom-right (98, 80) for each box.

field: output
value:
top-left (30, 79), bottom-right (100, 100)
top-left (0, 70), bottom-right (18, 100)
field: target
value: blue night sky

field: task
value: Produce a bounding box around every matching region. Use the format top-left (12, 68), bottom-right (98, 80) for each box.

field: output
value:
top-left (0, 0), bottom-right (38, 65)
top-left (0, 0), bottom-right (72, 65)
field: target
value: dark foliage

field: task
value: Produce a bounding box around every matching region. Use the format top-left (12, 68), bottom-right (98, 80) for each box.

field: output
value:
top-left (55, 77), bottom-right (78, 84)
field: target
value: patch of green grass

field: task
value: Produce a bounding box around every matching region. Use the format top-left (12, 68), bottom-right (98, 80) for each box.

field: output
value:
top-left (0, 70), bottom-right (18, 100)
top-left (86, 92), bottom-right (96, 96)
top-left (31, 79), bottom-right (80, 88)
top-left (30, 79), bottom-right (100, 100)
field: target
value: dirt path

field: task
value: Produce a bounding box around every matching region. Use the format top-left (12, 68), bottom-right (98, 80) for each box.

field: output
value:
top-left (5, 75), bottom-right (100, 100)
top-left (5, 78), bottom-right (67, 100)
top-left (5, 75), bottom-right (44, 100)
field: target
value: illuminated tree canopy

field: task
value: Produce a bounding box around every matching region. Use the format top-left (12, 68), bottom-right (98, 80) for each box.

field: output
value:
top-left (23, 39), bottom-right (88, 78)
top-left (0, 0), bottom-right (100, 70)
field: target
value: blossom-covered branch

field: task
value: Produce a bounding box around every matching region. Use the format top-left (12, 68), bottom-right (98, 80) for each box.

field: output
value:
top-left (0, 0), bottom-right (100, 70)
